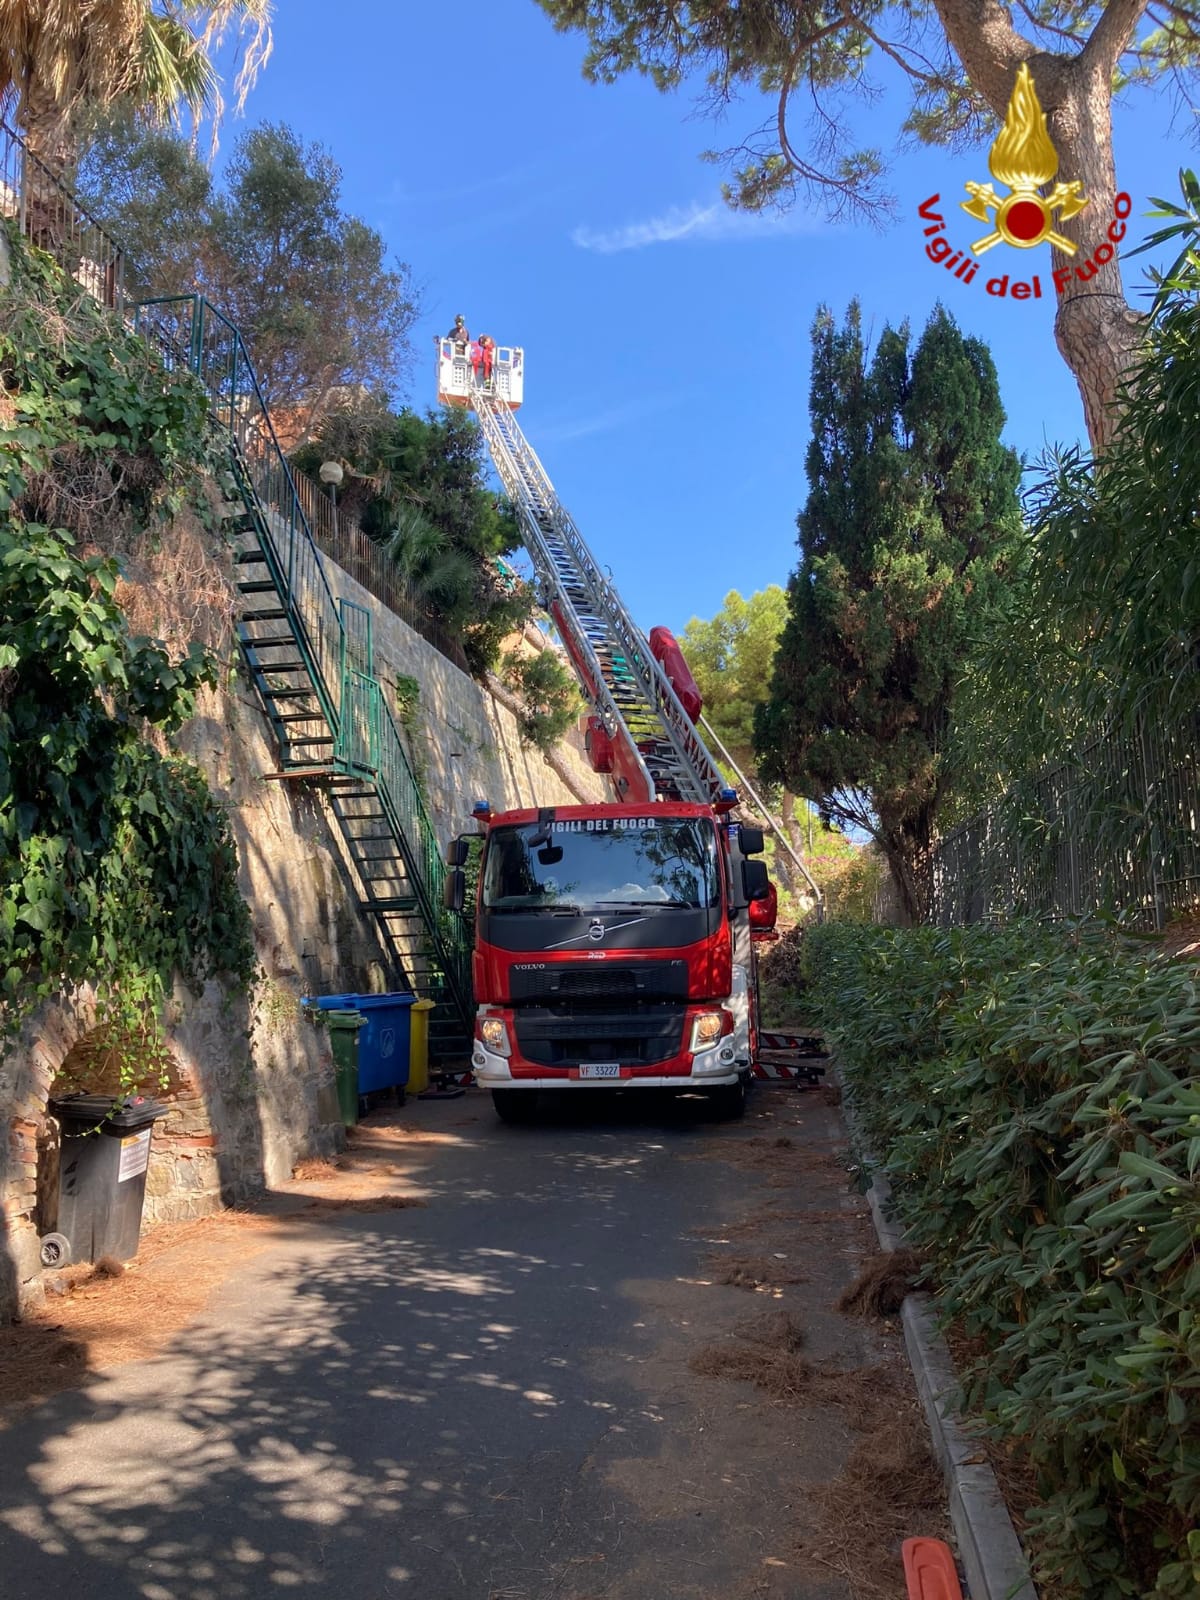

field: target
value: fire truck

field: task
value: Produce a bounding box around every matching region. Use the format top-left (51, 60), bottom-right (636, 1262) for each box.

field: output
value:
top-left (436, 338), bottom-right (821, 1122)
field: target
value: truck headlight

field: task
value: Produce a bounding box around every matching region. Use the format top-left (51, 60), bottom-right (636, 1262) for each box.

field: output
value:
top-left (478, 1017), bottom-right (511, 1057)
top-left (689, 1010), bottom-right (727, 1053)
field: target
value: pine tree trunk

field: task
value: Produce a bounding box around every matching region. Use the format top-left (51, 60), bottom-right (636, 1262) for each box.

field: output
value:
top-left (780, 789), bottom-right (806, 855)
top-left (882, 854), bottom-right (918, 927)
top-left (926, 0), bottom-right (1147, 453)
top-left (879, 805), bottom-right (935, 925)
top-left (1042, 62), bottom-right (1144, 454)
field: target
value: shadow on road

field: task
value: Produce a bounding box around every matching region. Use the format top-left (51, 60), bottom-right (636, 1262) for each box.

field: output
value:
top-left (479, 1086), bottom-right (746, 1129)
top-left (0, 1122), bottom-right (698, 1599)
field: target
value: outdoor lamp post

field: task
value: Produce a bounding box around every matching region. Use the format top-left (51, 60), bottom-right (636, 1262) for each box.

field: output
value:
top-left (319, 460), bottom-right (344, 536)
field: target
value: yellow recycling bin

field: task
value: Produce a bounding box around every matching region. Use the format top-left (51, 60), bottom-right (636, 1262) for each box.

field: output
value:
top-left (408, 1000), bottom-right (435, 1095)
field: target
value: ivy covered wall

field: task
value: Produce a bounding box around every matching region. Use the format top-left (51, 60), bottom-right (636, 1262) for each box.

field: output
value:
top-left (0, 229), bottom-right (379, 1319)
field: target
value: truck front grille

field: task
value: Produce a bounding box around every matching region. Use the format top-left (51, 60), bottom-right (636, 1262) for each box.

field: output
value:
top-left (509, 961), bottom-right (688, 1005)
top-left (513, 1004), bottom-right (687, 1067)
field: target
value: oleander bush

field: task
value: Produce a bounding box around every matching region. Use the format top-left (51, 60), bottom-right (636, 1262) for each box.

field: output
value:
top-left (802, 920), bottom-right (1200, 1599)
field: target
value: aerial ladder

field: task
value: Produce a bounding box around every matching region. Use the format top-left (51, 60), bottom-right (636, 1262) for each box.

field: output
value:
top-left (436, 341), bottom-right (822, 873)
top-left (437, 339), bottom-right (825, 1082)
top-left (440, 345), bottom-right (724, 811)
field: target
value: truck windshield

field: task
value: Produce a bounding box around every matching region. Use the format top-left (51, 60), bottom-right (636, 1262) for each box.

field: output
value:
top-left (482, 817), bottom-right (720, 912)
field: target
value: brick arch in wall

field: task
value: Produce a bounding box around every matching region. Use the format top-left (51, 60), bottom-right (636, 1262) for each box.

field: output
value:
top-left (36, 1022), bottom-right (221, 1237)
top-left (2, 987), bottom-right (101, 1316)
top-left (1, 987), bottom-right (224, 1318)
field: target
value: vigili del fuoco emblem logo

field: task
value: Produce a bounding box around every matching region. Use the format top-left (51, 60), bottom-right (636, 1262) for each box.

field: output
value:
top-left (962, 63), bottom-right (1087, 254)
top-left (917, 62), bottom-right (1129, 301)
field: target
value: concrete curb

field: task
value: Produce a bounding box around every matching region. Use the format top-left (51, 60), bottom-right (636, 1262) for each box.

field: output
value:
top-left (839, 1073), bottom-right (1038, 1600)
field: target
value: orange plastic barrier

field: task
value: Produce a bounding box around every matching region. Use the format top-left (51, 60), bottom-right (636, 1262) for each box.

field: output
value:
top-left (902, 1539), bottom-right (964, 1600)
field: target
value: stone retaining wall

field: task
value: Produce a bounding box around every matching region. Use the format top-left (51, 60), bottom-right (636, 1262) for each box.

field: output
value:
top-left (322, 563), bottom-right (605, 839)
top-left (0, 669), bottom-right (360, 1318)
top-left (2, 552), bottom-right (606, 1321)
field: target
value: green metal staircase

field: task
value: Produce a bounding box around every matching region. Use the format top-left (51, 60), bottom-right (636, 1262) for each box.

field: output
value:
top-left (134, 295), bottom-right (473, 1065)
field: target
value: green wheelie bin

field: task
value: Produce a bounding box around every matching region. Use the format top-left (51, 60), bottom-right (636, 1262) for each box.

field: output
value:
top-left (325, 1009), bottom-right (366, 1127)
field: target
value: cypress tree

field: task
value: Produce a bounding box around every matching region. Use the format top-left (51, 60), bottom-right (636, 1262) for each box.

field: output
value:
top-left (756, 301), bottom-right (1023, 922)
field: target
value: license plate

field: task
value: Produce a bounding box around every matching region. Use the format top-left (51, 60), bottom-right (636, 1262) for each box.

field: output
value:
top-left (578, 1063), bottom-right (621, 1079)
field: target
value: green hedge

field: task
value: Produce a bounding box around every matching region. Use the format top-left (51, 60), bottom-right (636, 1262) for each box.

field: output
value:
top-left (802, 921), bottom-right (1200, 1599)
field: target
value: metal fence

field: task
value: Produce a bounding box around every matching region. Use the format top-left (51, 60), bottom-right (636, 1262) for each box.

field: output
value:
top-left (290, 472), bottom-right (472, 675)
top-left (932, 716), bottom-right (1200, 929)
top-left (0, 118), bottom-right (125, 309)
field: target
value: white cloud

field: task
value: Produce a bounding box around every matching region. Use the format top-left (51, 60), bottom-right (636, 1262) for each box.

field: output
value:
top-left (571, 200), bottom-right (822, 254)
top-left (385, 137), bottom-right (607, 208)
top-left (535, 390), bottom-right (693, 445)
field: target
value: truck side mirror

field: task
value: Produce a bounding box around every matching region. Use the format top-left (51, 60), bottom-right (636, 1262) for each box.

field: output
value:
top-left (739, 826), bottom-right (765, 856)
top-left (445, 837), bottom-right (469, 867)
top-left (742, 860), bottom-right (770, 903)
top-left (443, 869), bottom-right (466, 913)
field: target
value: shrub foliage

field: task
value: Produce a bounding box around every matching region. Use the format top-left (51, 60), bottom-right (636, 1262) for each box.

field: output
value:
top-left (0, 227), bottom-right (256, 1084)
top-left (802, 920), bottom-right (1200, 1599)
top-left (500, 648), bottom-right (582, 754)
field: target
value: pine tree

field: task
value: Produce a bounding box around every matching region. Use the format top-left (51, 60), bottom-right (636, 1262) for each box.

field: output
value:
top-left (756, 302), bottom-right (1023, 923)
top-left (537, 0), bottom-right (1171, 449)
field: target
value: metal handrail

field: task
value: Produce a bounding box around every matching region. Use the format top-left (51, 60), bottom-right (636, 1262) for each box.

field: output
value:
top-left (0, 117), bottom-right (126, 309)
top-left (291, 469), bottom-right (472, 675)
top-left (133, 293), bottom-right (473, 1025)
top-left (375, 699), bottom-right (473, 1016)
top-left (135, 294), bottom-right (345, 735)
top-left (0, 108), bottom-right (476, 1021)
top-left (0, 118), bottom-right (471, 681)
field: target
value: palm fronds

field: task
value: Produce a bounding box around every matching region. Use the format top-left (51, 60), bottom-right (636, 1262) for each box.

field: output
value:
top-left (0, 1), bottom-right (273, 161)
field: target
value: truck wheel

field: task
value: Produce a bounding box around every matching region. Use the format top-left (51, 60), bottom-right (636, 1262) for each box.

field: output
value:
top-left (708, 1081), bottom-right (747, 1121)
top-left (492, 1089), bottom-right (540, 1125)
top-left (39, 1232), bottom-right (71, 1269)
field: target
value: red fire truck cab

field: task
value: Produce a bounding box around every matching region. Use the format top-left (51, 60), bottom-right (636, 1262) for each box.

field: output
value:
top-left (444, 802), bottom-right (769, 1123)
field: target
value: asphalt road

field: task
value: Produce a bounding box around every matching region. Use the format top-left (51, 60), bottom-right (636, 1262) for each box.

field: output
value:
top-left (0, 1089), bottom-right (882, 1600)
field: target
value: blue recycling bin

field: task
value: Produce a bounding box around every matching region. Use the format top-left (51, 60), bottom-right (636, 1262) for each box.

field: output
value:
top-left (303, 992), bottom-right (415, 1094)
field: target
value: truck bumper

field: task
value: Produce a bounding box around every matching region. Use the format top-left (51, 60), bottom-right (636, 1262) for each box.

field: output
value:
top-left (471, 1041), bottom-right (742, 1090)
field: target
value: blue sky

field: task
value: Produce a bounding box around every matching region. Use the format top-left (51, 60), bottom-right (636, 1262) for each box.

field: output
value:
top-left (223, 0), bottom-right (1185, 635)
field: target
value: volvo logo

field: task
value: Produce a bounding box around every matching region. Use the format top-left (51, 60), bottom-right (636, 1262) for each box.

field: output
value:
top-left (547, 913), bottom-right (645, 952)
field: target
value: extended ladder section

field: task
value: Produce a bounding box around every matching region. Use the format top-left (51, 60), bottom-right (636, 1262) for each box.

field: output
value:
top-left (472, 392), bottom-right (727, 806)
top-left (133, 294), bottom-right (473, 1058)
